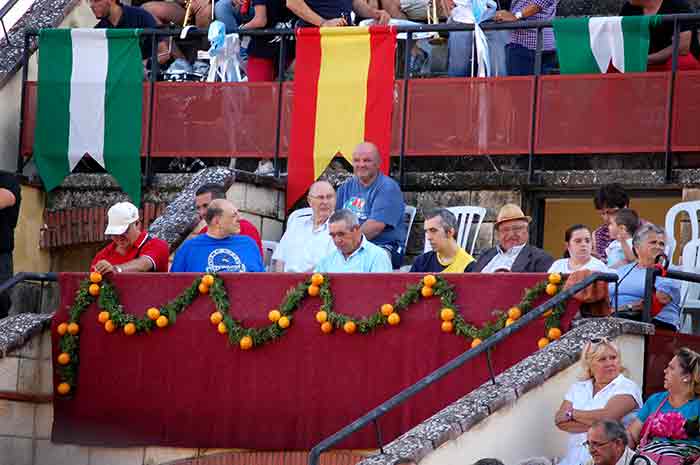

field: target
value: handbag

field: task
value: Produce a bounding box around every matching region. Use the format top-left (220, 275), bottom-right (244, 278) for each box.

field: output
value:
top-left (637, 396), bottom-right (685, 465)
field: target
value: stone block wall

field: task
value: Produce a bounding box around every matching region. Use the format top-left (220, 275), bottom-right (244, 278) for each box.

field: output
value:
top-left (226, 182), bottom-right (285, 242)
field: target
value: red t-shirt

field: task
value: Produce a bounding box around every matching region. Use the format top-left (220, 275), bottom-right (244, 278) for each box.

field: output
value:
top-left (199, 219), bottom-right (263, 257)
top-left (91, 230), bottom-right (170, 272)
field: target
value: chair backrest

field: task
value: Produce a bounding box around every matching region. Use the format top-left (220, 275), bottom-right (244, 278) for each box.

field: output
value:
top-left (423, 206), bottom-right (487, 255)
top-left (261, 240), bottom-right (278, 272)
top-left (287, 207), bottom-right (313, 228)
top-left (403, 206), bottom-right (417, 253)
top-left (665, 201), bottom-right (700, 263)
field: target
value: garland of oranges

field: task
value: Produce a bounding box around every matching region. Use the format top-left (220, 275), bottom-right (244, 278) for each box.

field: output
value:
top-left (53, 271), bottom-right (567, 396)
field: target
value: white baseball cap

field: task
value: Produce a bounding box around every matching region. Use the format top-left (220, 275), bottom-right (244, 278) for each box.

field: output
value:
top-left (104, 202), bottom-right (139, 235)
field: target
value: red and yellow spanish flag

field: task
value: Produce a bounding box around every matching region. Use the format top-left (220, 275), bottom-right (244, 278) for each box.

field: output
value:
top-left (287, 26), bottom-right (396, 210)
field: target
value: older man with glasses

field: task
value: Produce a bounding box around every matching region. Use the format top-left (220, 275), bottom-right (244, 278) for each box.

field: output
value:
top-left (585, 420), bottom-right (641, 465)
top-left (471, 204), bottom-right (553, 273)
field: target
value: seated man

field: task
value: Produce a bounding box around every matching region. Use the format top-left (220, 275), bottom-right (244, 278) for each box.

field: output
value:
top-left (91, 202), bottom-right (170, 274)
top-left (272, 180), bottom-right (336, 272)
top-left (172, 199), bottom-right (264, 272)
top-left (336, 141), bottom-right (407, 269)
top-left (315, 209), bottom-right (393, 273)
top-left (410, 208), bottom-right (475, 273)
top-left (286, 0), bottom-right (390, 27)
top-left (194, 183), bottom-right (263, 258)
top-left (471, 204), bottom-right (554, 272)
top-left (586, 420), bottom-right (638, 465)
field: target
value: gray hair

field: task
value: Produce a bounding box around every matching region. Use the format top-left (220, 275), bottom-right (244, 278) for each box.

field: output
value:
top-left (632, 223), bottom-right (665, 251)
top-left (425, 208), bottom-right (458, 234)
top-left (591, 420), bottom-right (628, 446)
top-left (329, 209), bottom-right (360, 228)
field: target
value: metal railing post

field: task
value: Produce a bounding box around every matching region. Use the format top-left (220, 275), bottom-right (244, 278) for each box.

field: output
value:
top-left (642, 267), bottom-right (657, 324)
top-left (664, 17), bottom-right (680, 183)
top-left (273, 35), bottom-right (286, 179)
top-left (144, 32), bottom-right (158, 189)
top-left (16, 31), bottom-right (31, 174)
top-left (527, 26), bottom-right (543, 184)
top-left (398, 32), bottom-right (413, 188)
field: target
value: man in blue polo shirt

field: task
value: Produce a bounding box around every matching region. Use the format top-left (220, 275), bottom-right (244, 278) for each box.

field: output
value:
top-left (336, 141), bottom-right (407, 269)
top-left (315, 209), bottom-right (392, 273)
top-left (171, 199), bottom-right (264, 273)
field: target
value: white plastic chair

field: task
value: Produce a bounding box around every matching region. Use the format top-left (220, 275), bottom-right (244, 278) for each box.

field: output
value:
top-left (261, 240), bottom-right (278, 272)
top-left (403, 205), bottom-right (417, 254)
top-left (665, 201), bottom-right (700, 264)
top-left (423, 206), bottom-right (486, 256)
top-left (679, 239), bottom-right (700, 333)
top-left (287, 207), bottom-right (313, 227)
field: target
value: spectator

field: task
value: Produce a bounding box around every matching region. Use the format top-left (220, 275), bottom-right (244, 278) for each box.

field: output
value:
top-left (286, 0), bottom-right (390, 27)
top-left (0, 172), bottom-right (20, 319)
top-left (548, 224), bottom-right (608, 274)
top-left (620, 0), bottom-right (700, 71)
top-left (493, 0), bottom-right (557, 75)
top-left (606, 209), bottom-right (639, 269)
top-left (91, 202), bottom-right (170, 274)
top-left (240, 0), bottom-right (293, 81)
top-left (142, 0), bottom-right (212, 30)
top-left (315, 209), bottom-right (393, 272)
top-left (410, 208), bottom-right (475, 273)
top-left (336, 141), bottom-right (407, 269)
top-left (195, 183), bottom-right (263, 258)
top-left (272, 181), bottom-right (336, 272)
top-left (471, 204), bottom-right (554, 272)
top-left (587, 420), bottom-right (637, 465)
top-left (592, 184), bottom-right (631, 262)
top-left (555, 338), bottom-right (642, 465)
top-left (172, 199), bottom-right (264, 272)
top-left (215, 0), bottom-right (248, 34)
top-left (608, 223), bottom-right (680, 332)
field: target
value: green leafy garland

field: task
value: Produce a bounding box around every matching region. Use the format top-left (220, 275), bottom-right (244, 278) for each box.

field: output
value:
top-left (54, 272), bottom-right (568, 396)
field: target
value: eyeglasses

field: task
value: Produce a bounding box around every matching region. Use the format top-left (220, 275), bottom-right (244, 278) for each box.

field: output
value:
top-left (499, 225), bottom-right (528, 234)
top-left (583, 440), bottom-right (612, 450)
top-left (590, 337), bottom-right (611, 345)
top-left (309, 194), bottom-right (335, 201)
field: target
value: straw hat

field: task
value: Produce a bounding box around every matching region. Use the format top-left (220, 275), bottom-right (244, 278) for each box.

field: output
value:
top-left (495, 204), bottom-right (532, 227)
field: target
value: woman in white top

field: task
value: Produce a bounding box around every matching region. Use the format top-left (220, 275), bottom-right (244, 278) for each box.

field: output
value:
top-left (548, 224), bottom-right (609, 274)
top-left (554, 338), bottom-right (643, 465)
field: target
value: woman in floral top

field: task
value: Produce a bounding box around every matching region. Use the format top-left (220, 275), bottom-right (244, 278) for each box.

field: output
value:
top-left (627, 348), bottom-right (700, 461)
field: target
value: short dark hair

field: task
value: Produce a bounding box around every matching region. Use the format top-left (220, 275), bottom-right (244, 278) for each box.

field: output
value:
top-left (591, 420), bottom-right (628, 446)
top-left (196, 183), bottom-right (226, 199)
top-left (425, 208), bottom-right (458, 234)
top-left (613, 208), bottom-right (640, 236)
top-left (562, 224), bottom-right (590, 258)
top-left (594, 184), bottom-right (629, 210)
top-left (473, 459), bottom-right (505, 465)
top-left (205, 204), bottom-right (224, 224)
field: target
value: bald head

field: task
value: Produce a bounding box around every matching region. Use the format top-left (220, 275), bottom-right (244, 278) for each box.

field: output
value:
top-left (205, 199), bottom-right (241, 238)
top-left (351, 141), bottom-right (381, 186)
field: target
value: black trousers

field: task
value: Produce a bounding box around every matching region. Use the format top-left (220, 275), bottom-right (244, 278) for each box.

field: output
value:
top-left (0, 252), bottom-right (13, 319)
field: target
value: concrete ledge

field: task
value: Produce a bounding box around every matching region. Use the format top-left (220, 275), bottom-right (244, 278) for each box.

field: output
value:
top-left (0, 313), bottom-right (52, 357)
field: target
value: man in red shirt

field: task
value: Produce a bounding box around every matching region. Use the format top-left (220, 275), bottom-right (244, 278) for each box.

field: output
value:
top-left (91, 202), bottom-right (170, 273)
top-left (194, 184), bottom-right (263, 257)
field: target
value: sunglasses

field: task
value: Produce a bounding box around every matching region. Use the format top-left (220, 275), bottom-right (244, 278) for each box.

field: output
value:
top-left (590, 337), bottom-right (611, 345)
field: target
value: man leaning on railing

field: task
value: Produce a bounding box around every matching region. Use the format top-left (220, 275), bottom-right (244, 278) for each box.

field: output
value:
top-left (0, 172), bottom-right (20, 319)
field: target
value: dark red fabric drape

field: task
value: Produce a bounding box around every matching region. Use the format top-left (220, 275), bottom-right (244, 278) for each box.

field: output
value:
top-left (52, 272), bottom-right (575, 449)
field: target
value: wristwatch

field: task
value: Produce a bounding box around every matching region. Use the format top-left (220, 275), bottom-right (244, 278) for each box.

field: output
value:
top-left (514, 11), bottom-right (523, 19)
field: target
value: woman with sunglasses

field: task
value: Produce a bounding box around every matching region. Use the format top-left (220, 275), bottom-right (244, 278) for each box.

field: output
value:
top-left (626, 347), bottom-right (700, 461)
top-left (555, 338), bottom-right (642, 465)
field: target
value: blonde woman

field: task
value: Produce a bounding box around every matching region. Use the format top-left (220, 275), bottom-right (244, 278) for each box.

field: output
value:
top-left (555, 338), bottom-right (643, 465)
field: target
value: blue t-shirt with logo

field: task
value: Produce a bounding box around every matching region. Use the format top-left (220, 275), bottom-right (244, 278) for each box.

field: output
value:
top-left (336, 174), bottom-right (407, 253)
top-left (171, 234), bottom-right (264, 273)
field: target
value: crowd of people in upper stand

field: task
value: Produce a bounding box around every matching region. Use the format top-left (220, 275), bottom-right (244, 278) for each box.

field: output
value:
top-left (88, 0), bottom-right (700, 80)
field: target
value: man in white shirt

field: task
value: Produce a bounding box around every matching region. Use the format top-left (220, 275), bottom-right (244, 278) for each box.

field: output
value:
top-left (586, 420), bottom-right (645, 465)
top-left (471, 204), bottom-right (553, 273)
top-left (272, 180), bottom-right (336, 272)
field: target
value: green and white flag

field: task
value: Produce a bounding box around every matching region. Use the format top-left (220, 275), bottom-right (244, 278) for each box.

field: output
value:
top-left (34, 28), bottom-right (143, 204)
top-left (553, 16), bottom-right (653, 74)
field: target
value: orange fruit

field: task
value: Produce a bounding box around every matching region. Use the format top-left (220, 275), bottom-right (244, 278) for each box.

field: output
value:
top-left (311, 273), bottom-right (324, 286)
top-left (387, 312), bottom-right (400, 326)
top-left (147, 307), bottom-right (160, 321)
top-left (198, 283), bottom-right (209, 294)
top-left (441, 321), bottom-right (454, 333)
top-left (421, 286), bottom-right (434, 298)
top-left (308, 285), bottom-right (320, 297)
top-left (98, 311), bottom-right (110, 324)
top-left (538, 337), bottom-right (550, 349)
top-left (423, 274), bottom-right (437, 287)
top-left (343, 321), bottom-right (357, 334)
top-left (210, 311), bottom-right (224, 325)
top-left (123, 323), bottom-right (136, 336)
top-left (88, 284), bottom-right (100, 296)
top-left (545, 283), bottom-right (558, 296)
top-left (239, 335), bottom-right (253, 350)
top-left (505, 318), bottom-right (515, 326)
top-left (89, 272), bottom-right (102, 284)
top-left (67, 322), bottom-right (80, 335)
top-left (320, 321), bottom-right (333, 334)
top-left (57, 382), bottom-right (71, 395)
top-left (315, 310), bottom-right (328, 324)
top-left (548, 273), bottom-right (562, 285)
top-left (201, 274), bottom-right (215, 287)
top-left (57, 352), bottom-right (70, 365)
top-left (278, 316), bottom-right (291, 329)
top-left (57, 322), bottom-right (68, 336)
top-left (156, 315), bottom-right (169, 328)
top-left (440, 308), bottom-right (455, 321)
top-left (104, 320), bottom-right (116, 333)
top-left (547, 327), bottom-right (562, 340)
top-left (471, 338), bottom-right (482, 348)
top-left (543, 309), bottom-right (553, 318)
top-left (380, 304), bottom-right (394, 316)
top-left (268, 309), bottom-right (281, 322)
top-left (507, 307), bottom-right (522, 320)
top-left (217, 321), bottom-right (228, 334)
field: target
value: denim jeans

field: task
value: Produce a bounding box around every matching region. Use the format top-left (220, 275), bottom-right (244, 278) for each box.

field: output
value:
top-left (448, 28), bottom-right (509, 77)
top-left (214, 0), bottom-right (239, 33)
top-left (505, 43), bottom-right (557, 76)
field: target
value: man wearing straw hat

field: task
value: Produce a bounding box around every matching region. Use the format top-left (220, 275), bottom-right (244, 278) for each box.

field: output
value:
top-left (471, 203), bottom-right (553, 273)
